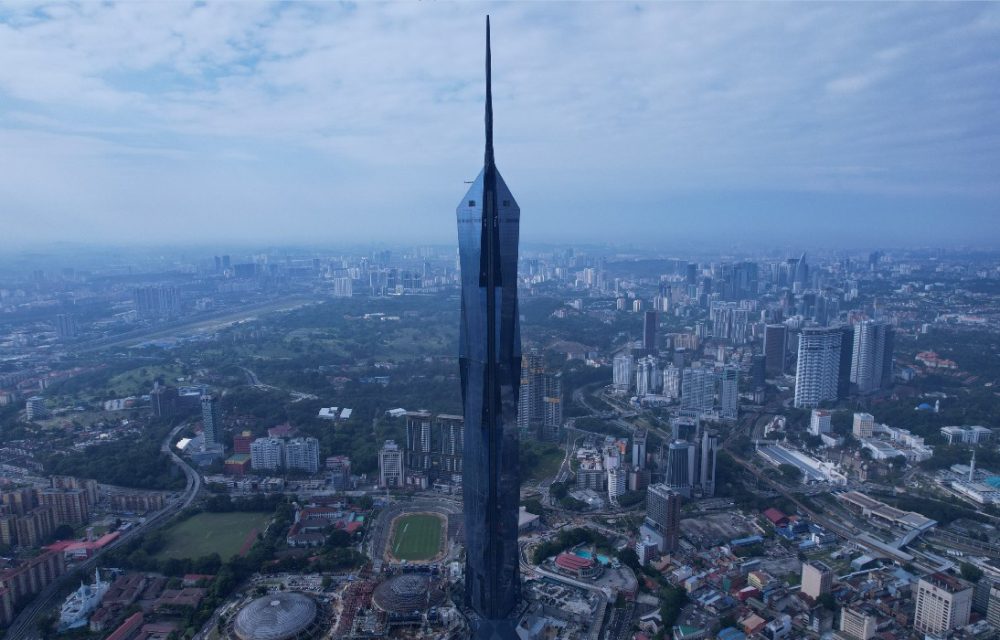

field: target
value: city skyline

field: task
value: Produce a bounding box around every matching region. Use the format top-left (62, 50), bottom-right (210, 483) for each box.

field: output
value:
top-left (1, 2), bottom-right (999, 248)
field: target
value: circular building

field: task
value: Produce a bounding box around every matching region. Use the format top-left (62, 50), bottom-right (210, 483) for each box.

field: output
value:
top-left (231, 592), bottom-right (323, 640)
top-left (373, 573), bottom-right (446, 615)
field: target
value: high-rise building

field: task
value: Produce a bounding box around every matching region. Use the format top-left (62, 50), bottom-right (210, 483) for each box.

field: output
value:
top-left (853, 413), bottom-right (875, 439)
top-left (809, 410), bottom-right (832, 436)
top-left (636, 356), bottom-right (661, 396)
top-left (133, 285), bottom-right (181, 320)
top-left (851, 320), bottom-right (893, 394)
top-left (720, 366), bottom-right (739, 421)
top-left (680, 368), bottom-right (714, 414)
top-left (837, 325), bottom-right (854, 399)
top-left (750, 354), bottom-right (766, 388)
top-left (378, 440), bottom-right (404, 488)
top-left (326, 456), bottom-right (352, 491)
top-left (612, 353), bottom-right (634, 394)
top-left (914, 573), bottom-right (972, 635)
top-left (457, 20), bottom-right (521, 635)
top-left (607, 467), bottom-right (626, 502)
top-left (405, 410), bottom-right (434, 473)
top-left (200, 395), bottom-right (220, 447)
top-left (632, 430), bottom-right (647, 469)
top-left (839, 607), bottom-right (878, 640)
top-left (438, 414), bottom-right (465, 478)
top-left (403, 412), bottom-right (465, 482)
top-left (25, 396), bottom-right (48, 421)
top-left (794, 327), bottom-right (842, 408)
top-left (38, 488), bottom-right (88, 526)
top-left (541, 373), bottom-right (562, 442)
top-left (285, 437), bottom-right (320, 473)
top-left (646, 484), bottom-right (681, 553)
top-left (698, 430), bottom-right (719, 498)
top-left (801, 561), bottom-right (834, 599)
top-left (764, 324), bottom-right (788, 376)
top-left (662, 364), bottom-right (681, 400)
top-left (665, 440), bottom-right (697, 498)
top-left (987, 584), bottom-right (1000, 629)
top-left (642, 310), bottom-right (658, 353)
top-left (250, 437), bottom-right (285, 471)
top-left (517, 352), bottom-right (545, 436)
top-left (54, 314), bottom-right (77, 339)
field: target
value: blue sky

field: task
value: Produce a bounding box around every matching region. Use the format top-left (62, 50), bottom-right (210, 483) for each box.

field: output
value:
top-left (1, 2), bottom-right (998, 250)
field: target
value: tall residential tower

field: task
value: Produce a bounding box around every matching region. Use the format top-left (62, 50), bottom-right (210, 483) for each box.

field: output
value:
top-left (458, 17), bottom-right (522, 638)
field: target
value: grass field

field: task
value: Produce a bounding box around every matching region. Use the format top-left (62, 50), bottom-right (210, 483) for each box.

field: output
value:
top-left (154, 511), bottom-right (272, 560)
top-left (390, 514), bottom-right (443, 561)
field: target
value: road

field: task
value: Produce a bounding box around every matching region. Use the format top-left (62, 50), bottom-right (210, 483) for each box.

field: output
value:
top-left (2, 423), bottom-right (201, 640)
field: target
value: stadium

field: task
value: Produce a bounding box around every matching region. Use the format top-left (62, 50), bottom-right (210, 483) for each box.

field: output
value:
top-left (369, 498), bottom-right (462, 569)
top-left (226, 592), bottom-right (328, 640)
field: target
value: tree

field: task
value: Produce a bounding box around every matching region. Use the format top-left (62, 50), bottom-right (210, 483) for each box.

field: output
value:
top-left (778, 464), bottom-right (803, 483)
top-left (50, 524), bottom-right (75, 542)
top-left (960, 562), bottom-right (984, 583)
top-left (816, 593), bottom-right (837, 610)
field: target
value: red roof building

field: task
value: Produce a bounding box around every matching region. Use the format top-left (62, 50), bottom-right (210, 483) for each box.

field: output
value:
top-left (763, 508), bottom-right (789, 527)
top-left (554, 553), bottom-right (601, 579)
top-left (106, 612), bottom-right (144, 640)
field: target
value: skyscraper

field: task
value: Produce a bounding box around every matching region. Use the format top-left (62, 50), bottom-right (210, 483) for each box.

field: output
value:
top-left (612, 353), bottom-right (635, 394)
top-left (764, 324), bottom-right (787, 376)
top-left (378, 440), bottom-right (404, 488)
top-left (680, 367), bottom-right (714, 414)
top-left (642, 310), bottom-right (658, 353)
top-left (850, 320), bottom-right (893, 394)
top-left (914, 573), bottom-right (972, 635)
top-left (200, 395), bottom-right (220, 447)
top-left (458, 18), bottom-right (521, 637)
top-left (646, 484), bottom-right (682, 553)
top-left (794, 327), bottom-right (842, 408)
top-left (720, 366), bottom-right (739, 421)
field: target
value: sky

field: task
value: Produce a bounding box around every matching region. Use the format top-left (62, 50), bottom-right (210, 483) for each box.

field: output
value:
top-left (1, 2), bottom-right (999, 250)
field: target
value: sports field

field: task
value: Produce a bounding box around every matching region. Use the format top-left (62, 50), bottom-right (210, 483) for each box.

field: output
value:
top-left (154, 511), bottom-right (271, 560)
top-left (390, 514), bottom-right (443, 561)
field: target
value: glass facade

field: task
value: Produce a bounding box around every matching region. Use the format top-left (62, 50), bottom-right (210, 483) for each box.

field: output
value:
top-left (458, 17), bottom-right (522, 638)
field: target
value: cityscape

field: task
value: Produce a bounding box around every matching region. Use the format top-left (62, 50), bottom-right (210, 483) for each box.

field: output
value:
top-left (2, 3), bottom-right (1000, 640)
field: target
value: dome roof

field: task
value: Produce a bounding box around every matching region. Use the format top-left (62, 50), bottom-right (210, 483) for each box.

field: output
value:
top-left (233, 593), bottom-right (317, 640)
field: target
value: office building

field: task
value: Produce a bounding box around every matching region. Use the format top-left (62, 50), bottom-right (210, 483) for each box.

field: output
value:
top-left (642, 310), bottom-right (658, 353)
top-left (285, 437), bottom-right (320, 473)
top-left (646, 484), bottom-right (681, 553)
top-left (809, 410), bottom-right (832, 436)
top-left (853, 413), bottom-right (875, 439)
top-left (607, 467), bottom-right (626, 502)
top-left (794, 327), bottom-right (842, 408)
top-left (200, 395), bottom-right (220, 447)
top-left (751, 354), bottom-right (766, 388)
top-left (612, 353), bottom-right (634, 394)
top-left (720, 366), bottom-right (739, 420)
top-left (681, 367), bottom-right (714, 414)
top-left (837, 325), bottom-right (855, 399)
top-left (25, 396), bottom-right (48, 421)
top-left (764, 324), bottom-right (787, 376)
top-left (378, 440), bottom-right (404, 488)
top-left (801, 561), bottom-right (834, 599)
top-left (839, 607), bottom-right (877, 640)
top-left (250, 437), bottom-right (285, 471)
top-left (986, 584), bottom-right (1000, 629)
top-left (632, 430), bottom-right (647, 469)
top-left (698, 430), bottom-right (719, 498)
top-left (457, 22), bottom-right (522, 634)
top-left (326, 456), bottom-right (352, 491)
top-left (665, 440), bottom-right (697, 498)
top-left (662, 364), bottom-right (681, 400)
top-left (914, 573), bottom-right (972, 634)
top-left (851, 320), bottom-right (894, 394)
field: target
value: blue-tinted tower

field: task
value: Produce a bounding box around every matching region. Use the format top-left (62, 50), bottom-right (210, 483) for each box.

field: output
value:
top-left (458, 16), bottom-right (522, 639)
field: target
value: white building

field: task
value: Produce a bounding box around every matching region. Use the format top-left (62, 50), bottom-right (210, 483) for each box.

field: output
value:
top-left (250, 437), bottom-right (285, 471)
top-left (285, 437), bottom-right (320, 473)
top-left (681, 367), bottom-right (714, 414)
top-left (853, 413), bottom-right (875, 439)
top-left (379, 440), bottom-right (404, 488)
top-left (809, 409), bottom-right (832, 436)
top-left (612, 353), bottom-right (634, 394)
top-left (794, 327), bottom-right (842, 409)
top-left (607, 466), bottom-right (627, 502)
top-left (840, 607), bottom-right (878, 640)
top-left (851, 320), bottom-right (890, 394)
top-left (635, 356), bottom-right (661, 396)
top-left (332, 276), bottom-right (353, 298)
top-left (25, 396), bottom-right (48, 421)
top-left (914, 573), bottom-right (972, 635)
top-left (662, 364), bottom-right (681, 400)
top-left (941, 425), bottom-right (992, 445)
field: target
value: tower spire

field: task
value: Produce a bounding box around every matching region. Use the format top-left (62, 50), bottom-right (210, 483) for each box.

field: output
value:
top-left (485, 15), bottom-right (494, 170)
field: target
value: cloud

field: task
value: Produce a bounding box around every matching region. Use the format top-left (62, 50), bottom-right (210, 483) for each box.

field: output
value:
top-left (0, 2), bottom-right (998, 247)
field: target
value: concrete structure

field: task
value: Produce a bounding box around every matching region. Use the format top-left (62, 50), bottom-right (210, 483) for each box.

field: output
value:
top-left (764, 324), bottom-right (787, 376)
top-left (720, 366), bottom-right (739, 421)
top-left (646, 483), bottom-right (681, 552)
top-left (852, 413), bottom-right (874, 439)
top-left (850, 320), bottom-right (893, 394)
top-left (680, 367), bottom-right (714, 414)
top-left (756, 444), bottom-right (847, 485)
top-left (200, 395), bottom-right (220, 447)
top-left (613, 353), bottom-right (634, 394)
top-left (839, 607), bottom-right (877, 640)
top-left (941, 425), bottom-right (992, 444)
top-left (25, 396), bottom-right (48, 421)
top-left (794, 327), bottom-right (842, 408)
top-left (285, 437), bottom-right (320, 473)
top-left (809, 409), bottom-right (831, 436)
top-left (250, 437), bottom-right (285, 472)
top-left (801, 561), bottom-right (833, 600)
top-left (378, 440), bottom-right (404, 488)
top-left (914, 573), bottom-right (972, 635)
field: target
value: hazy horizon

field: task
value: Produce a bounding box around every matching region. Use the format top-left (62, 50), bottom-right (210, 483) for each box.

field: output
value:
top-left (2, 2), bottom-right (999, 248)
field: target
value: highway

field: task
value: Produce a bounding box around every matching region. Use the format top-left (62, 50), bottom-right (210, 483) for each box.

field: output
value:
top-left (2, 423), bottom-right (201, 640)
